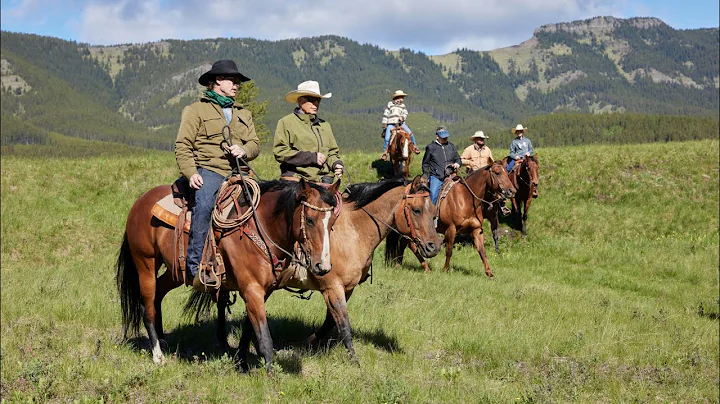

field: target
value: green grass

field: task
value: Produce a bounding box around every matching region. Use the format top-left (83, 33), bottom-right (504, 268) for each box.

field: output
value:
top-left (1, 140), bottom-right (718, 402)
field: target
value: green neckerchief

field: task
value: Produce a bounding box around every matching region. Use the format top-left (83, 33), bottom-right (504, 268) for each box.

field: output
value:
top-left (203, 90), bottom-right (235, 108)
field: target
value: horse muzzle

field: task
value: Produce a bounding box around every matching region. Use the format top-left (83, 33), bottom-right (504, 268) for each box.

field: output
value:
top-left (310, 262), bottom-right (331, 276)
top-left (418, 238), bottom-right (441, 258)
top-left (503, 188), bottom-right (516, 198)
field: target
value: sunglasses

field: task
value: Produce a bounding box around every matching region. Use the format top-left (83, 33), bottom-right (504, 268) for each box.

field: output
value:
top-left (301, 96), bottom-right (321, 103)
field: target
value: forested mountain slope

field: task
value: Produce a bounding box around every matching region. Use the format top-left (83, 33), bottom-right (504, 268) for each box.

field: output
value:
top-left (1, 16), bottom-right (718, 152)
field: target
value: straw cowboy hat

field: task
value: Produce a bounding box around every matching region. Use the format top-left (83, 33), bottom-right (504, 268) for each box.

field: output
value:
top-left (470, 131), bottom-right (488, 140)
top-left (511, 124), bottom-right (528, 134)
top-left (285, 81), bottom-right (332, 103)
top-left (391, 90), bottom-right (409, 99)
top-left (198, 60), bottom-right (250, 86)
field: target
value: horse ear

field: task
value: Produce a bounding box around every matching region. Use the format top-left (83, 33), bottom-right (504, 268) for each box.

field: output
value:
top-left (298, 178), bottom-right (310, 199)
top-left (329, 179), bottom-right (341, 195)
top-left (488, 156), bottom-right (495, 165)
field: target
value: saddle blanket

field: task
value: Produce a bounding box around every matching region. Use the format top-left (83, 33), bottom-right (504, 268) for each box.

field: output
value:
top-left (150, 193), bottom-right (235, 233)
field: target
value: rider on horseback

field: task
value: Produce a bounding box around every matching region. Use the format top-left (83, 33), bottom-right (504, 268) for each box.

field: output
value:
top-left (381, 90), bottom-right (419, 161)
top-left (505, 124), bottom-right (538, 198)
top-left (175, 60), bottom-right (261, 291)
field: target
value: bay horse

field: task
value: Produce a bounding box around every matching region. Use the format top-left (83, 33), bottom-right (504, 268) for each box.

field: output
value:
top-left (116, 178), bottom-right (340, 372)
top-left (503, 155), bottom-right (540, 237)
top-left (389, 161), bottom-right (515, 277)
top-left (388, 127), bottom-right (420, 179)
top-left (188, 175), bottom-right (441, 366)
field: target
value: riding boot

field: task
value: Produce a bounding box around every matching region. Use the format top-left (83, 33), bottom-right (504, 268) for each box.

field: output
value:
top-left (192, 269), bottom-right (220, 292)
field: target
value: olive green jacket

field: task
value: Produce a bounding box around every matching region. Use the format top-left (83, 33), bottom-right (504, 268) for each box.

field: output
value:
top-left (175, 96), bottom-right (260, 179)
top-left (273, 111), bottom-right (343, 182)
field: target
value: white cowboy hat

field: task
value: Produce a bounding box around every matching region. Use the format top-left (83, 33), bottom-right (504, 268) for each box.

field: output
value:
top-left (285, 80), bottom-right (332, 103)
top-left (470, 131), bottom-right (488, 140)
top-left (391, 90), bottom-right (409, 99)
top-left (511, 124), bottom-right (527, 134)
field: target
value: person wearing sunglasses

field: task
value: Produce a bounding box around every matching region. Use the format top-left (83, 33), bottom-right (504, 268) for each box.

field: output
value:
top-left (273, 80), bottom-right (344, 183)
top-left (175, 59), bottom-right (260, 290)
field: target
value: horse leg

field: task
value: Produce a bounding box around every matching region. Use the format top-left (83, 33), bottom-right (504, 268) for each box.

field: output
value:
top-left (471, 227), bottom-right (495, 278)
top-left (443, 226), bottom-right (457, 272)
top-left (408, 241), bottom-right (430, 273)
top-left (154, 269), bottom-right (181, 341)
top-left (235, 315), bottom-right (253, 373)
top-left (241, 286), bottom-right (274, 374)
top-left (306, 288), bottom-right (355, 347)
top-left (216, 290), bottom-right (231, 352)
top-left (135, 258), bottom-right (165, 364)
top-left (489, 212), bottom-right (501, 255)
top-left (521, 197), bottom-right (533, 237)
top-left (322, 286), bottom-right (357, 363)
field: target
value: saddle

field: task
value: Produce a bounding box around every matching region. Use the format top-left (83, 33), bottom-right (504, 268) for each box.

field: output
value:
top-left (150, 176), bottom-right (254, 287)
top-left (434, 175), bottom-right (461, 219)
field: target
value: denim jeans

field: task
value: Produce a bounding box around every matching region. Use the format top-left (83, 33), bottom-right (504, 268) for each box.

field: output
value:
top-left (383, 123), bottom-right (416, 151)
top-left (186, 167), bottom-right (225, 277)
top-left (506, 159), bottom-right (516, 172)
top-left (429, 175), bottom-right (443, 205)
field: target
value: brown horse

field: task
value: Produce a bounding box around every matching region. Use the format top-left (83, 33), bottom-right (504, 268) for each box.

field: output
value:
top-left (388, 127), bottom-right (420, 179)
top-left (188, 175), bottom-right (441, 366)
top-left (391, 161), bottom-right (515, 277)
top-left (503, 155), bottom-right (540, 237)
top-left (116, 178), bottom-right (340, 372)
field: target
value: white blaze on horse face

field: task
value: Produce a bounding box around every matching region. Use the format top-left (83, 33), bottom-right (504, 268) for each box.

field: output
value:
top-left (321, 211), bottom-right (332, 270)
top-left (402, 139), bottom-right (409, 158)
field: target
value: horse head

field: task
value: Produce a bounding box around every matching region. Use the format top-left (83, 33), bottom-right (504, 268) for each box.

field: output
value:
top-left (393, 128), bottom-right (412, 160)
top-left (523, 155), bottom-right (540, 190)
top-left (294, 179), bottom-right (341, 276)
top-left (393, 176), bottom-right (441, 258)
top-left (489, 160), bottom-right (516, 199)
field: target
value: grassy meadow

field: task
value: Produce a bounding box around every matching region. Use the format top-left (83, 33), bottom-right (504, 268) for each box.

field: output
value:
top-left (1, 140), bottom-right (718, 402)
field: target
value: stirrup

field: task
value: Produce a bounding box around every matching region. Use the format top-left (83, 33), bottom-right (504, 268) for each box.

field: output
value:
top-left (192, 271), bottom-right (220, 292)
top-left (500, 206), bottom-right (511, 216)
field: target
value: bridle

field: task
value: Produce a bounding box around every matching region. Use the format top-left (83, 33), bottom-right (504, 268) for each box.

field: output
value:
top-left (458, 165), bottom-right (509, 208)
top-left (396, 183), bottom-right (431, 246)
top-left (294, 199), bottom-right (336, 267)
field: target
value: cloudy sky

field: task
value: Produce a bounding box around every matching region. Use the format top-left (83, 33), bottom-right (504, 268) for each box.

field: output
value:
top-left (1, 0), bottom-right (718, 54)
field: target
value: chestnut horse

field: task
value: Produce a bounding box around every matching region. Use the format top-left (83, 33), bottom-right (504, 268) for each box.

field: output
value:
top-left (388, 128), bottom-right (420, 179)
top-left (390, 161), bottom-right (515, 277)
top-left (116, 178), bottom-right (339, 372)
top-left (188, 176), bottom-right (441, 366)
top-left (503, 155), bottom-right (540, 237)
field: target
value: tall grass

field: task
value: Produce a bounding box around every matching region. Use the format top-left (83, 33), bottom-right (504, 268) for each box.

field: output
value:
top-left (1, 140), bottom-right (718, 402)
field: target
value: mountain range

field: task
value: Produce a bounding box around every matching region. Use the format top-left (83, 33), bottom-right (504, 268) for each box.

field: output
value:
top-left (1, 16), bottom-right (718, 152)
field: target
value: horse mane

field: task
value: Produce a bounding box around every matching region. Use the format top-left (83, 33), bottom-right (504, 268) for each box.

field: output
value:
top-left (259, 179), bottom-right (338, 228)
top-left (343, 177), bottom-right (405, 208)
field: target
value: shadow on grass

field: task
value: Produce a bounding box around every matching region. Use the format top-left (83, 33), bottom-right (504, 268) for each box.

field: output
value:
top-left (122, 313), bottom-right (402, 373)
top-left (370, 159), bottom-right (396, 179)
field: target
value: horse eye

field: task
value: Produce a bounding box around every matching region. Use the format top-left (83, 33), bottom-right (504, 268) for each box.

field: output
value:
top-left (306, 218), bottom-right (315, 227)
top-left (412, 207), bottom-right (422, 215)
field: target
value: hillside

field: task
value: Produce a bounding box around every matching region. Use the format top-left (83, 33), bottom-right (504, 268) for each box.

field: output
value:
top-left (1, 16), bottom-right (718, 152)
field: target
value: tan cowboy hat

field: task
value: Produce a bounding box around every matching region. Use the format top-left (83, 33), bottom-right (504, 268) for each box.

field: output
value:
top-left (391, 90), bottom-right (409, 99)
top-left (470, 131), bottom-right (488, 140)
top-left (285, 81), bottom-right (332, 103)
top-left (511, 124), bottom-right (527, 134)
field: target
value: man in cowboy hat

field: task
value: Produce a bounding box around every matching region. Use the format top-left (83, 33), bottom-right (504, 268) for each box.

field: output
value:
top-left (175, 59), bottom-right (260, 291)
top-left (273, 80), bottom-right (344, 183)
top-left (506, 124), bottom-right (534, 173)
top-left (422, 126), bottom-right (461, 205)
top-left (461, 130), bottom-right (494, 172)
top-left (381, 90), bottom-right (419, 160)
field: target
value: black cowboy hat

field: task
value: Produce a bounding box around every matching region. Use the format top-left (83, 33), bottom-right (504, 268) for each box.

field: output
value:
top-left (198, 60), bottom-right (251, 86)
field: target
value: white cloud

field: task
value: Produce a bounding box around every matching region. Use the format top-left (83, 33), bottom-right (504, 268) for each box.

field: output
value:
top-left (75, 0), bottom-right (628, 52)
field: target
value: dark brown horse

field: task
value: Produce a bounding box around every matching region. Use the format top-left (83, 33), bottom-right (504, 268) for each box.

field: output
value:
top-left (391, 161), bottom-right (515, 277)
top-left (189, 176), bottom-right (441, 366)
top-left (388, 127), bottom-right (420, 179)
top-left (503, 155), bottom-right (540, 237)
top-left (116, 178), bottom-right (340, 371)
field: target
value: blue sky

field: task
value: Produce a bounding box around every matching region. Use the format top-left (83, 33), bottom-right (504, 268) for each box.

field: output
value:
top-left (1, 0), bottom-right (718, 54)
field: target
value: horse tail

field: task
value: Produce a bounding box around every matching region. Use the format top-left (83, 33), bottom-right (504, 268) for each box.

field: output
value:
top-left (116, 232), bottom-right (142, 339)
top-left (384, 231), bottom-right (405, 265)
top-left (183, 291), bottom-right (215, 322)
